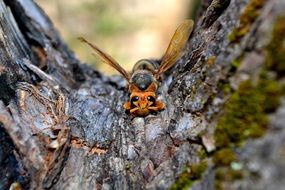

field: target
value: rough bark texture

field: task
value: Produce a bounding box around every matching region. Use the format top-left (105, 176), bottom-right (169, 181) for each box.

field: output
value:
top-left (0, 0), bottom-right (285, 190)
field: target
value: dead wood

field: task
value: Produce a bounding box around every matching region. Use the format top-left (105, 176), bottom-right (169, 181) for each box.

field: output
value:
top-left (1, 0), bottom-right (285, 190)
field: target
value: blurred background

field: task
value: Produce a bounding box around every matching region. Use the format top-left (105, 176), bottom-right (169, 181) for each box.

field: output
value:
top-left (36, 0), bottom-right (199, 74)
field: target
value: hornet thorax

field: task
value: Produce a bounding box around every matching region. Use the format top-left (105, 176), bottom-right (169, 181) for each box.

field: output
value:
top-left (130, 59), bottom-right (159, 91)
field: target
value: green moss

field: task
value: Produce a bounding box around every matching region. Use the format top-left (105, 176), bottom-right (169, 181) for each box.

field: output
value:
top-left (258, 71), bottom-right (282, 112)
top-left (169, 167), bottom-right (193, 190)
top-left (215, 167), bottom-right (244, 190)
top-left (215, 180), bottom-right (223, 190)
top-left (215, 167), bottom-right (243, 181)
top-left (170, 161), bottom-right (208, 190)
top-left (230, 59), bottom-right (241, 72)
top-left (190, 161), bottom-right (208, 180)
top-left (265, 16), bottom-right (285, 75)
top-left (214, 69), bottom-right (282, 189)
top-left (228, 0), bottom-right (265, 42)
top-left (213, 149), bottom-right (236, 166)
top-left (215, 80), bottom-right (268, 148)
top-left (214, 11), bottom-right (285, 190)
top-left (218, 82), bottom-right (232, 95)
top-left (281, 83), bottom-right (285, 95)
top-left (198, 148), bottom-right (207, 159)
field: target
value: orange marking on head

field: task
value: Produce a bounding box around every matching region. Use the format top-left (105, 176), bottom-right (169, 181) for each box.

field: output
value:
top-left (130, 91), bottom-right (156, 111)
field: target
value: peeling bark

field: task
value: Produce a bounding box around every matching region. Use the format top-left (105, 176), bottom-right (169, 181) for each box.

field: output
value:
top-left (0, 0), bottom-right (285, 190)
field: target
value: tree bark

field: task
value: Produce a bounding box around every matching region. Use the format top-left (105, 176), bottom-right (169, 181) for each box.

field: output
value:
top-left (0, 0), bottom-right (285, 190)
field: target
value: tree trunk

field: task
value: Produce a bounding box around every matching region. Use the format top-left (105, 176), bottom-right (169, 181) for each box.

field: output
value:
top-left (1, 0), bottom-right (285, 189)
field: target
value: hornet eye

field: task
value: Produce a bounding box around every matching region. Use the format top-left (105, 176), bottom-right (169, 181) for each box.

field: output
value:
top-left (131, 96), bottom-right (139, 102)
top-left (147, 96), bottom-right (155, 103)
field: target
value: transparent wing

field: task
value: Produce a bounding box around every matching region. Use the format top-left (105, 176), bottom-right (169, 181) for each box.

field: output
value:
top-left (78, 37), bottom-right (130, 81)
top-left (155, 20), bottom-right (194, 78)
